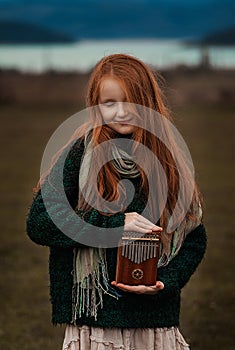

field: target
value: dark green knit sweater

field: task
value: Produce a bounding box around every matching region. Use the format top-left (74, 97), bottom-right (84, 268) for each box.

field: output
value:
top-left (26, 137), bottom-right (207, 328)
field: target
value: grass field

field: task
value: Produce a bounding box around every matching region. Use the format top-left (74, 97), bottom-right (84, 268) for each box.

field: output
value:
top-left (0, 103), bottom-right (234, 349)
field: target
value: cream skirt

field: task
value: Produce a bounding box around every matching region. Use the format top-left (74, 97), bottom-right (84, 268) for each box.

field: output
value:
top-left (62, 325), bottom-right (190, 350)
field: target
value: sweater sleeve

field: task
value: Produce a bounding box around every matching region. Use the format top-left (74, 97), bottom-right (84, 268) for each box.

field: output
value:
top-left (156, 222), bottom-right (207, 297)
top-left (26, 138), bottom-right (125, 248)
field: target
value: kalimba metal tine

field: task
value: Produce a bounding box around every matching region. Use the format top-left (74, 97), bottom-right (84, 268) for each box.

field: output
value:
top-left (122, 241), bottom-right (124, 256)
top-left (138, 241), bottom-right (141, 264)
top-left (144, 241), bottom-right (147, 262)
top-left (145, 241), bottom-right (148, 260)
top-left (124, 241), bottom-right (128, 259)
top-left (128, 242), bottom-right (131, 259)
top-left (137, 241), bottom-right (140, 264)
top-left (134, 241), bottom-right (137, 262)
top-left (151, 241), bottom-right (154, 259)
top-left (152, 241), bottom-right (155, 258)
top-left (153, 243), bottom-right (157, 258)
top-left (134, 240), bottom-right (138, 263)
top-left (129, 241), bottom-right (132, 261)
top-left (136, 241), bottom-right (139, 264)
top-left (124, 241), bottom-right (126, 258)
top-left (142, 240), bottom-right (144, 263)
top-left (140, 241), bottom-right (144, 263)
top-left (129, 241), bottom-right (132, 260)
top-left (131, 241), bottom-right (135, 262)
top-left (149, 241), bottom-right (152, 259)
top-left (147, 241), bottom-right (150, 259)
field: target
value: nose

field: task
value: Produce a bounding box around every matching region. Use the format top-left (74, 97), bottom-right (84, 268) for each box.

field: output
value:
top-left (116, 102), bottom-right (127, 118)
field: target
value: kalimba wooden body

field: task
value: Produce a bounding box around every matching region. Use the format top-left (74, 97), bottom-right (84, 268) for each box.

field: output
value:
top-left (116, 231), bottom-right (161, 285)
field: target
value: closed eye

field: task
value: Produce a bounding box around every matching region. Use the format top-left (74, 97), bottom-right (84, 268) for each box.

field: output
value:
top-left (103, 101), bottom-right (116, 107)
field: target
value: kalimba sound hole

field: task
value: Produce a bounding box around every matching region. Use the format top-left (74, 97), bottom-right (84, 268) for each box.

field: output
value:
top-left (132, 268), bottom-right (144, 280)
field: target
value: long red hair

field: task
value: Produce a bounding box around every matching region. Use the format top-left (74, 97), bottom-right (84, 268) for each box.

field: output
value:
top-left (34, 53), bottom-right (203, 249)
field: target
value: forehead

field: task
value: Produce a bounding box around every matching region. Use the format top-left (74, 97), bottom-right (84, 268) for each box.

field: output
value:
top-left (99, 77), bottom-right (126, 101)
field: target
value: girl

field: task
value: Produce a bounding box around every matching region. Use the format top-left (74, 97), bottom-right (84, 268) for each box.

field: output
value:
top-left (26, 53), bottom-right (207, 350)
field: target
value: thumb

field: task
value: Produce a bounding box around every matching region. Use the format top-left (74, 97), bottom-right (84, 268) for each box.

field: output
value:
top-left (156, 281), bottom-right (164, 290)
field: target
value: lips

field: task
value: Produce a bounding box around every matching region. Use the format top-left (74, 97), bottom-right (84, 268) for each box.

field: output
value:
top-left (115, 120), bottom-right (132, 124)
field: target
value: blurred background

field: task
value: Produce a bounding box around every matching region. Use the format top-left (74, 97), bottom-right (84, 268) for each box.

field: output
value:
top-left (0, 0), bottom-right (234, 349)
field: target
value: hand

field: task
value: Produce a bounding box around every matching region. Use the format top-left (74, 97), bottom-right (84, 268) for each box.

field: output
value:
top-left (111, 280), bottom-right (164, 295)
top-left (124, 212), bottom-right (163, 234)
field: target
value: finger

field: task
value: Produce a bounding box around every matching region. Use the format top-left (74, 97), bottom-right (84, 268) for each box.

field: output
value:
top-left (155, 281), bottom-right (164, 290)
top-left (115, 283), bottom-right (135, 292)
top-left (151, 226), bottom-right (163, 232)
top-left (124, 224), bottom-right (154, 234)
top-left (127, 220), bottom-right (163, 233)
top-left (136, 215), bottom-right (163, 231)
top-left (143, 287), bottom-right (158, 295)
top-left (111, 281), bottom-right (131, 292)
top-left (114, 283), bottom-right (144, 293)
top-left (135, 221), bottom-right (163, 232)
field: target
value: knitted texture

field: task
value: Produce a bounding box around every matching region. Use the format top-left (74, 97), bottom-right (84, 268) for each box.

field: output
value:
top-left (26, 137), bottom-right (207, 328)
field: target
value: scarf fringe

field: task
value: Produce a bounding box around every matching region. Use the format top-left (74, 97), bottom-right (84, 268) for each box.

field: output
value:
top-left (71, 248), bottom-right (122, 324)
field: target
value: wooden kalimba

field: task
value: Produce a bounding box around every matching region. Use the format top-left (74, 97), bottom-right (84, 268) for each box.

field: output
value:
top-left (116, 231), bottom-right (161, 285)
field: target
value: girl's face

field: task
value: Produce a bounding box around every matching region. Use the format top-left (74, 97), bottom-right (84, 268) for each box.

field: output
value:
top-left (98, 77), bottom-right (138, 135)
